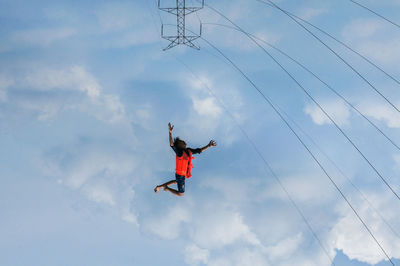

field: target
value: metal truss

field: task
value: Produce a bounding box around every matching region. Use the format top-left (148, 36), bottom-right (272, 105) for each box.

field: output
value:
top-left (158, 0), bottom-right (204, 50)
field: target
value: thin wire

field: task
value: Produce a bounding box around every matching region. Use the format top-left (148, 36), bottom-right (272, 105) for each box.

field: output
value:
top-left (201, 2), bottom-right (400, 205)
top-left (257, 4), bottom-right (400, 87)
top-left (349, 0), bottom-right (400, 30)
top-left (257, 0), bottom-right (400, 114)
top-left (203, 22), bottom-right (400, 238)
top-left (197, 32), bottom-right (394, 265)
top-left (203, 22), bottom-right (400, 152)
top-left (173, 55), bottom-right (336, 265)
top-left (150, 0), bottom-right (334, 263)
top-left (280, 108), bottom-right (400, 240)
top-left (191, 0), bottom-right (203, 25)
top-left (152, 1), bottom-right (394, 263)
top-left (194, 3), bottom-right (394, 264)
top-left (200, 21), bottom-right (400, 245)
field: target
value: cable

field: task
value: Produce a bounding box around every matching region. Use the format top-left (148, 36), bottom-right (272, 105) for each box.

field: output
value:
top-left (349, 0), bottom-right (400, 30)
top-left (150, 1), bottom-right (334, 263)
top-left (256, 4), bottom-right (400, 87)
top-left (152, 1), bottom-right (394, 264)
top-left (172, 55), bottom-right (335, 265)
top-left (201, 2), bottom-right (400, 205)
top-left (193, 2), bottom-right (394, 264)
top-left (257, 0), bottom-right (400, 114)
top-left (203, 22), bottom-right (400, 152)
top-left (197, 31), bottom-right (394, 266)
top-left (203, 22), bottom-right (400, 238)
top-left (200, 22), bottom-right (400, 243)
top-left (280, 108), bottom-right (400, 240)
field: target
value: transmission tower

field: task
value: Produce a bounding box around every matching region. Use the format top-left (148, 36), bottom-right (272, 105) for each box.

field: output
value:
top-left (158, 0), bottom-right (204, 50)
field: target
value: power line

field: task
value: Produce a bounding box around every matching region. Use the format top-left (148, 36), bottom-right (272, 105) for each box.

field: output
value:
top-left (257, 0), bottom-right (400, 114)
top-left (198, 32), bottom-right (394, 266)
top-left (203, 22), bottom-right (400, 152)
top-left (172, 55), bottom-right (336, 265)
top-left (280, 108), bottom-right (400, 241)
top-left (203, 21), bottom-right (400, 241)
top-left (149, 0), bottom-right (335, 263)
top-left (349, 0), bottom-right (400, 30)
top-left (258, 4), bottom-right (400, 87)
top-left (152, 0), bottom-right (394, 263)
top-left (195, 3), bottom-right (394, 264)
top-left (202, 2), bottom-right (400, 205)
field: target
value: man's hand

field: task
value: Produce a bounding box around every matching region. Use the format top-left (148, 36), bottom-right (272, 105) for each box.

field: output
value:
top-left (208, 140), bottom-right (217, 147)
top-left (168, 122), bottom-right (174, 133)
top-left (201, 140), bottom-right (217, 152)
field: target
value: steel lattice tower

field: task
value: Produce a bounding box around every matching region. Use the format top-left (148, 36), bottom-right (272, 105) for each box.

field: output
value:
top-left (158, 0), bottom-right (204, 50)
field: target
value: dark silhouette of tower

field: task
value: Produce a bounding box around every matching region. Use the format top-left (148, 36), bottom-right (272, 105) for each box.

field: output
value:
top-left (158, 0), bottom-right (204, 50)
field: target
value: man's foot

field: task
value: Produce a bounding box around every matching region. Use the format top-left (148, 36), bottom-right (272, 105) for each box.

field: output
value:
top-left (154, 185), bottom-right (163, 193)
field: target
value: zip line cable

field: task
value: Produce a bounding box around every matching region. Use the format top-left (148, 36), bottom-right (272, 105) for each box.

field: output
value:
top-left (255, 3), bottom-right (400, 87)
top-left (148, 1), bottom-right (335, 263)
top-left (200, 2), bottom-right (400, 204)
top-left (192, 2), bottom-right (394, 263)
top-left (349, 0), bottom-right (400, 30)
top-left (256, 0), bottom-right (400, 114)
top-left (151, 1), bottom-right (394, 264)
top-left (202, 22), bottom-right (400, 152)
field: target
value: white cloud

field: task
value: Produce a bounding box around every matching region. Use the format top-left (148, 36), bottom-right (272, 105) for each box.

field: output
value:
top-left (142, 203), bottom-right (191, 239)
top-left (342, 18), bottom-right (400, 65)
top-left (358, 39), bottom-right (400, 65)
top-left (329, 192), bottom-right (400, 264)
top-left (179, 73), bottom-right (244, 146)
top-left (297, 7), bottom-right (327, 20)
top-left (11, 28), bottom-right (76, 47)
top-left (192, 97), bottom-right (222, 118)
top-left (224, 248), bottom-right (270, 266)
top-left (24, 66), bottom-right (101, 98)
top-left (184, 244), bottom-right (210, 265)
top-left (83, 94), bottom-right (126, 123)
top-left (40, 139), bottom-right (139, 225)
top-left (262, 172), bottom-right (337, 205)
top-left (342, 19), bottom-right (384, 39)
top-left (264, 233), bottom-right (303, 261)
top-left (304, 100), bottom-right (351, 126)
top-left (1, 65), bottom-right (126, 123)
top-left (82, 184), bottom-right (116, 206)
top-left (358, 101), bottom-right (400, 128)
top-left (190, 210), bottom-right (261, 249)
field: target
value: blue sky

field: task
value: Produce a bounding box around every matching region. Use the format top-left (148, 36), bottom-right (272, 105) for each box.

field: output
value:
top-left (1, 0), bottom-right (400, 265)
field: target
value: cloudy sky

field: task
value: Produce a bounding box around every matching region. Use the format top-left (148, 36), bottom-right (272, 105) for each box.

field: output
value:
top-left (1, 0), bottom-right (400, 265)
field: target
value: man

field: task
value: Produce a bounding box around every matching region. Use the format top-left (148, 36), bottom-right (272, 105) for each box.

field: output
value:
top-left (154, 122), bottom-right (217, 197)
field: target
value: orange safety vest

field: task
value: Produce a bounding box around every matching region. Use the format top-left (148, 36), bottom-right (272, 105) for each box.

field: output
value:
top-left (176, 149), bottom-right (195, 178)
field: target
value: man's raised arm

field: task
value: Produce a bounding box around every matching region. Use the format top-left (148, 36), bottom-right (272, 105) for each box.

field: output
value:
top-left (169, 122), bottom-right (174, 147)
top-left (201, 140), bottom-right (217, 152)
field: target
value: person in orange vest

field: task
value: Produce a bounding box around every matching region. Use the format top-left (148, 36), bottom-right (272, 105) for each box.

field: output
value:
top-left (154, 122), bottom-right (217, 197)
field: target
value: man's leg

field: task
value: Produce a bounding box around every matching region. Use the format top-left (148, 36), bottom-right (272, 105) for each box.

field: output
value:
top-left (164, 175), bottom-right (185, 197)
top-left (154, 180), bottom-right (176, 193)
top-left (164, 186), bottom-right (184, 197)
